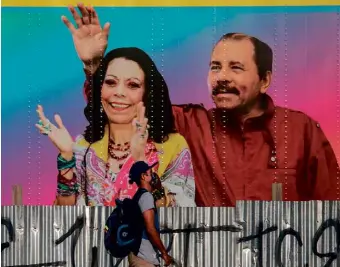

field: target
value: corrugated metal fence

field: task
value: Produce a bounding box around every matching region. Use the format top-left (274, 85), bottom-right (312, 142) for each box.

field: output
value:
top-left (1, 201), bottom-right (339, 267)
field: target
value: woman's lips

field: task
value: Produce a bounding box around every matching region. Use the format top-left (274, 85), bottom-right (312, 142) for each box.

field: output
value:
top-left (109, 102), bottom-right (131, 112)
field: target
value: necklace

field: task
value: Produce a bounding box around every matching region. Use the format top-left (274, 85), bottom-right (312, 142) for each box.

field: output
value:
top-left (108, 139), bottom-right (130, 160)
top-left (107, 139), bottom-right (131, 172)
top-left (108, 139), bottom-right (130, 152)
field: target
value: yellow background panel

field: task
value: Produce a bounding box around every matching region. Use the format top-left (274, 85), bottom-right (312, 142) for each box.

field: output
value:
top-left (2, 0), bottom-right (340, 7)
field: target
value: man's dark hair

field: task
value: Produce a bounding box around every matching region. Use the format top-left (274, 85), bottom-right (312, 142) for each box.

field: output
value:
top-left (133, 178), bottom-right (142, 186)
top-left (128, 173), bottom-right (144, 186)
top-left (218, 33), bottom-right (273, 81)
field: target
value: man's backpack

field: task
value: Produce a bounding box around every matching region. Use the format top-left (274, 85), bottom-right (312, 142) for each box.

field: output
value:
top-left (104, 188), bottom-right (148, 258)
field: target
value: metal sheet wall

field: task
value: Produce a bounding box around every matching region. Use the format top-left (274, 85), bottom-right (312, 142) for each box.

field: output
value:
top-left (1, 201), bottom-right (339, 267)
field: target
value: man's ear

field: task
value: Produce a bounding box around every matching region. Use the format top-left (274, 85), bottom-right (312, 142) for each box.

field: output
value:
top-left (259, 71), bottom-right (272, 94)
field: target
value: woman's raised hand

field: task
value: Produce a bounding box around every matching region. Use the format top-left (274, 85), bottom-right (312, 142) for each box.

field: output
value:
top-left (61, 3), bottom-right (110, 66)
top-left (35, 105), bottom-right (74, 160)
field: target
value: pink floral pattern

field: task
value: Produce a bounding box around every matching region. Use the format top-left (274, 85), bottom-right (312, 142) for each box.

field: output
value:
top-left (69, 133), bottom-right (196, 207)
top-left (73, 140), bottom-right (159, 206)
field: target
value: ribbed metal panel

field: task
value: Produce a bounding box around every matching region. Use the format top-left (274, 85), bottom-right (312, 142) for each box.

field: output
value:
top-left (1, 201), bottom-right (339, 267)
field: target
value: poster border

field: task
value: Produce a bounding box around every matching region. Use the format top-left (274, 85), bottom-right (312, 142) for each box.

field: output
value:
top-left (2, 0), bottom-right (340, 7)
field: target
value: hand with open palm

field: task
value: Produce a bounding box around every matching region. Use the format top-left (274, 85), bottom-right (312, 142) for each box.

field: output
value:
top-left (35, 105), bottom-right (74, 161)
top-left (61, 3), bottom-right (110, 67)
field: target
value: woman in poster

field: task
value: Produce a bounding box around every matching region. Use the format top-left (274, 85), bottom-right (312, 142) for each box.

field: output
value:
top-left (35, 10), bottom-right (195, 208)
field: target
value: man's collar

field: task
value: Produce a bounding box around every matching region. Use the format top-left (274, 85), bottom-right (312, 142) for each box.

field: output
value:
top-left (260, 93), bottom-right (275, 120)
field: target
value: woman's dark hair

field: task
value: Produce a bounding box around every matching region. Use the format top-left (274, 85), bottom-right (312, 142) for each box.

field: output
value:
top-left (83, 47), bottom-right (176, 144)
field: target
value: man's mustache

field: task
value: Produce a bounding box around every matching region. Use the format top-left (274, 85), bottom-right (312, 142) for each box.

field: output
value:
top-left (212, 85), bottom-right (240, 96)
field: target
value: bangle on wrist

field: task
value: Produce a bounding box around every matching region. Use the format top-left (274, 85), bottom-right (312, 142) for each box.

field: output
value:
top-left (57, 173), bottom-right (78, 196)
top-left (152, 187), bottom-right (165, 200)
top-left (57, 153), bottom-right (76, 170)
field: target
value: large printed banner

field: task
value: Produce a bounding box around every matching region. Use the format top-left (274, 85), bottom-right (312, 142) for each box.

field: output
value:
top-left (1, 202), bottom-right (339, 267)
top-left (2, 2), bottom-right (340, 205)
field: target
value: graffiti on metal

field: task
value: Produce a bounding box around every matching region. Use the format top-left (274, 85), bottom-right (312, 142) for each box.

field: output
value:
top-left (1, 201), bottom-right (339, 267)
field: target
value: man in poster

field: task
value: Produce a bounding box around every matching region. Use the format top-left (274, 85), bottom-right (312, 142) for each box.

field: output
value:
top-left (61, 3), bottom-right (339, 206)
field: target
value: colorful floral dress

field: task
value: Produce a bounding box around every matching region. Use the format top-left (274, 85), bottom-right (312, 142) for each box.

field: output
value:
top-left (70, 129), bottom-right (195, 207)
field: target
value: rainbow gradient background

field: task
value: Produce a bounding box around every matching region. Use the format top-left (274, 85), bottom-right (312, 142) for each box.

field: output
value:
top-left (2, 5), bottom-right (340, 205)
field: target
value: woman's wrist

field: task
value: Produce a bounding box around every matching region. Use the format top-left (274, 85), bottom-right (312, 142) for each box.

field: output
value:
top-left (60, 151), bottom-right (74, 161)
top-left (57, 173), bottom-right (78, 196)
top-left (83, 58), bottom-right (101, 75)
top-left (58, 153), bottom-right (75, 168)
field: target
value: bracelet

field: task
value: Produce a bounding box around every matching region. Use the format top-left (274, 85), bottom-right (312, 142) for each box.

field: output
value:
top-left (57, 154), bottom-right (76, 170)
top-left (152, 187), bottom-right (165, 201)
top-left (57, 173), bottom-right (78, 196)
